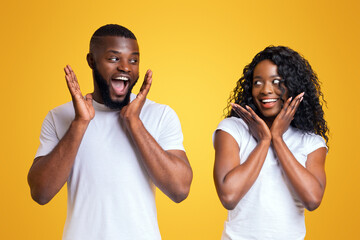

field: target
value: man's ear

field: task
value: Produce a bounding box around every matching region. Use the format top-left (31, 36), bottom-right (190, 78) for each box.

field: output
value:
top-left (87, 53), bottom-right (95, 69)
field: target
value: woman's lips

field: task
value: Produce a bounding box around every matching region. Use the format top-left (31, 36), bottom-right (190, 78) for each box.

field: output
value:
top-left (260, 98), bottom-right (278, 108)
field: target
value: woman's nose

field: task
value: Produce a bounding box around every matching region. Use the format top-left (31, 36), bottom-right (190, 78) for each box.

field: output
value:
top-left (261, 81), bottom-right (273, 94)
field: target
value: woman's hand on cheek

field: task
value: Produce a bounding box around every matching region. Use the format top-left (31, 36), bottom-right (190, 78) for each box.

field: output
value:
top-left (231, 103), bottom-right (271, 142)
top-left (270, 92), bottom-right (304, 139)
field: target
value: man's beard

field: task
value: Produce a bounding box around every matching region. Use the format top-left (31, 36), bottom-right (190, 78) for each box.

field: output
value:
top-left (93, 67), bottom-right (137, 110)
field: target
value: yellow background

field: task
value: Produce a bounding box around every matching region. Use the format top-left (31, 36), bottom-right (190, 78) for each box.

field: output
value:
top-left (1, 0), bottom-right (359, 239)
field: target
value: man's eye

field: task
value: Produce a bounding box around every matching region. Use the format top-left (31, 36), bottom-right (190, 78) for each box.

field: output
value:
top-left (129, 59), bottom-right (138, 64)
top-left (109, 57), bottom-right (118, 62)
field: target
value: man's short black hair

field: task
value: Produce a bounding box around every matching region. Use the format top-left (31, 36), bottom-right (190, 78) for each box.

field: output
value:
top-left (90, 24), bottom-right (137, 51)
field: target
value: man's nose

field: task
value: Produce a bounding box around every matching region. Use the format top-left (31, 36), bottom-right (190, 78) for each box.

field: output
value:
top-left (117, 59), bottom-right (130, 72)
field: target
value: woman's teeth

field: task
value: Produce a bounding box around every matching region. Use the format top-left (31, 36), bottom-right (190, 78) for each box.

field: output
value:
top-left (261, 99), bottom-right (277, 103)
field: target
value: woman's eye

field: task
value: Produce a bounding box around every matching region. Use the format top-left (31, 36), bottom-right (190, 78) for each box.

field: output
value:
top-left (273, 79), bottom-right (281, 85)
top-left (253, 81), bottom-right (262, 86)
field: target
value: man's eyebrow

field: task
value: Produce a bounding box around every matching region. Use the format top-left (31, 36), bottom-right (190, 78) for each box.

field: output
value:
top-left (108, 50), bottom-right (139, 55)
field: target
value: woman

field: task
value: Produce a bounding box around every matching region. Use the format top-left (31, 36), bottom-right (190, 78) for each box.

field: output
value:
top-left (213, 46), bottom-right (329, 239)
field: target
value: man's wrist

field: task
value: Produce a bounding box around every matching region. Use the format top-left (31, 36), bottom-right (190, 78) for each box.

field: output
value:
top-left (71, 119), bottom-right (91, 131)
top-left (126, 117), bottom-right (143, 131)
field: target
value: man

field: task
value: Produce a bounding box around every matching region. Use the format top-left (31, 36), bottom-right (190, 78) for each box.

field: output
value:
top-left (28, 24), bottom-right (193, 240)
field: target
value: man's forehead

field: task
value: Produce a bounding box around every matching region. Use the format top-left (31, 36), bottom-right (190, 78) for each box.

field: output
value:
top-left (91, 36), bottom-right (139, 53)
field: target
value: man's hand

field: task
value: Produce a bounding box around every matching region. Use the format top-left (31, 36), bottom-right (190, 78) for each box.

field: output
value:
top-left (120, 69), bottom-right (152, 129)
top-left (64, 65), bottom-right (95, 124)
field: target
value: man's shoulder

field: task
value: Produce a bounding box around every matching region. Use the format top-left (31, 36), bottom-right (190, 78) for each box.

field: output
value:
top-left (135, 95), bottom-right (180, 126)
top-left (144, 98), bottom-right (170, 111)
top-left (39, 101), bottom-right (74, 141)
top-left (51, 101), bottom-right (73, 110)
top-left (48, 101), bottom-right (75, 120)
top-left (129, 92), bottom-right (175, 115)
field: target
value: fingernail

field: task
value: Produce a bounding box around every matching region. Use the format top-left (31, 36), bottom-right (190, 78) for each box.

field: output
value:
top-left (289, 97), bottom-right (293, 101)
top-left (300, 97), bottom-right (303, 102)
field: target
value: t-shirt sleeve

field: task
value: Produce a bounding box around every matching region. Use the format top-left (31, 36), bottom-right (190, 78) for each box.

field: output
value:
top-left (303, 133), bottom-right (328, 156)
top-left (213, 117), bottom-right (246, 147)
top-left (157, 106), bottom-right (185, 151)
top-left (35, 111), bottom-right (60, 158)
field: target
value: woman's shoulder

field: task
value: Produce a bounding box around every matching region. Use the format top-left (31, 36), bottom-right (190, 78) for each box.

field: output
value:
top-left (285, 127), bottom-right (327, 154)
top-left (287, 127), bottom-right (324, 142)
top-left (217, 116), bottom-right (248, 131)
top-left (214, 116), bottom-right (250, 143)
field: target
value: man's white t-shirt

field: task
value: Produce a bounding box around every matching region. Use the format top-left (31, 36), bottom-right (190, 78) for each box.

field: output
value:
top-left (214, 117), bottom-right (327, 240)
top-left (36, 94), bottom-right (185, 240)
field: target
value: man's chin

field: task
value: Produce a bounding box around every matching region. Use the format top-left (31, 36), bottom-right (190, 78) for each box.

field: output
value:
top-left (111, 96), bottom-right (126, 103)
top-left (103, 92), bottom-right (131, 110)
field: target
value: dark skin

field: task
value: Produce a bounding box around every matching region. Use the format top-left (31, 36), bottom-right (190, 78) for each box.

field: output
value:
top-left (28, 36), bottom-right (192, 205)
top-left (214, 60), bottom-right (326, 211)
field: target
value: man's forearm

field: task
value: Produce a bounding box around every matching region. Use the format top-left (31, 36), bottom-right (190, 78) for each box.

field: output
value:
top-left (28, 120), bottom-right (89, 205)
top-left (126, 118), bottom-right (192, 203)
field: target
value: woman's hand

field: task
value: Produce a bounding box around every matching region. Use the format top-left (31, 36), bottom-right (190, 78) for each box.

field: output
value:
top-left (270, 92), bottom-right (304, 139)
top-left (231, 103), bottom-right (271, 142)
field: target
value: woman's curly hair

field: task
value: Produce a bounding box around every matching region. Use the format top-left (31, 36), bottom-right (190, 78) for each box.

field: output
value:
top-left (226, 46), bottom-right (329, 146)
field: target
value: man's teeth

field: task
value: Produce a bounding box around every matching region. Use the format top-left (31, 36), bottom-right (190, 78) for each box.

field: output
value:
top-left (114, 76), bottom-right (129, 81)
top-left (261, 99), bottom-right (277, 103)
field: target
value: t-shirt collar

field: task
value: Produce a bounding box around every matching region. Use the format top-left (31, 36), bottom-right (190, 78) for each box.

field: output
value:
top-left (92, 93), bottom-right (136, 112)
